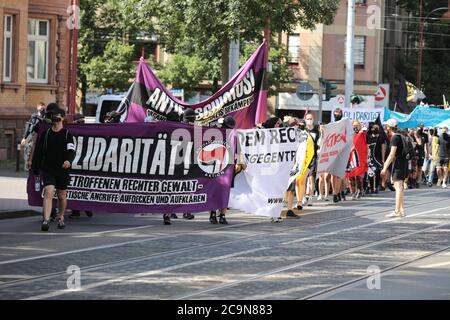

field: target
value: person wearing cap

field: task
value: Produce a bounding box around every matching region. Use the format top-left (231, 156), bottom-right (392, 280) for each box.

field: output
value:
top-left (32, 104), bottom-right (76, 231)
top-left (381, 119), bottom-right (406, 218)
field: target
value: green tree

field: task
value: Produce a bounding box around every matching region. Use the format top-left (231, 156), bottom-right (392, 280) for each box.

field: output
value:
top-left (156, 0), bottom-right (339, 85)
top-left (395, 0), bottom-right (450, 105)
top-left (81, 39), bottom-right (136, 93)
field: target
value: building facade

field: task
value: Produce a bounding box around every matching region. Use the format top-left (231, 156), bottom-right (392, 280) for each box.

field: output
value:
top-left (0, 0), bottom-right (70, 160)
top-left (275, 0), bottom-right (386, 121)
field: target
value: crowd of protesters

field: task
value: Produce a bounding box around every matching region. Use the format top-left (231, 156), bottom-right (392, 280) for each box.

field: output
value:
top-left (261, 108), bottom-right (450, 220)
top-left (24, 103), bottom-right (450, 230)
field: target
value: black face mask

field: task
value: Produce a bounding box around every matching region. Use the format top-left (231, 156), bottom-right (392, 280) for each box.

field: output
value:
top-left (334, 114), bottom-right (342, 121)
top-left (51, 116), bottom-right (62, 123)
top-left (299, 124), bottom-right (306, 131)
top-left (372, 129), bottom-right (379, 135)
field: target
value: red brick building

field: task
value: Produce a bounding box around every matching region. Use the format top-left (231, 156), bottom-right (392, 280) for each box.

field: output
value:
top-left (0, 0), bottom-right (71, 160)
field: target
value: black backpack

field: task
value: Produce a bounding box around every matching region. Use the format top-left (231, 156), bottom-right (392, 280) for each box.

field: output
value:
top-left (398, 134), bottom-right (415, 160)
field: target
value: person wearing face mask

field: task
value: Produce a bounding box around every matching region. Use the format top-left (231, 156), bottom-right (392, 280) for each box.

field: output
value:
top-left (22, 102), bottom-right (47, 170)
top-left (346, 120), bottom-right (368, 200)
top-left (331, 108), bottom-right (346, 203)
top-left (366, 123), bottom-right (386, 194)
top-left (303, 113), bottom-right (319, 206)
top-left (32, 104), bottom-right (76, 231)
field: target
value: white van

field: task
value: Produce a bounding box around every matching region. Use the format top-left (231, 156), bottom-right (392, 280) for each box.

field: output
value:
top-left (95, 94), bottom-right (125, 123)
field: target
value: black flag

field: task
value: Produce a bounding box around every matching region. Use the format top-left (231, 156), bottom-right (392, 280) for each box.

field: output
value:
top-left (396, 75), bottom-right (407, 112)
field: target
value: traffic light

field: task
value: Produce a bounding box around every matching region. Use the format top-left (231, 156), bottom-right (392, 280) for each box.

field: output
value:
top-left (324, 81), bottom-right (337, 101)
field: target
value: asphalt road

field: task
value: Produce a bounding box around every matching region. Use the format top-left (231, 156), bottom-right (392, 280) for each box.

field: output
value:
top-left (0, 175), bottom-right (449, 300)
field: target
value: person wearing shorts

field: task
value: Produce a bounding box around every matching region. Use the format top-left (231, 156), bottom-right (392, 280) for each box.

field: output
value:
top-left (32, 104), bottom-right (76, 231)
top-left (381, 119), bottom-right (406, 218)
top-left (436, 126), bottom-right (450, 188)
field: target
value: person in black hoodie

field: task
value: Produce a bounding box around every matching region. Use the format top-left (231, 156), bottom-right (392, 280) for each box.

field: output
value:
top-left (32, 105), bottom-right (76, 231)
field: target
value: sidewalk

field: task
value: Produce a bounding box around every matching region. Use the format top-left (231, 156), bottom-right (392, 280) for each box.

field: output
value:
top-left (0, 170), bottom-right (41, 217)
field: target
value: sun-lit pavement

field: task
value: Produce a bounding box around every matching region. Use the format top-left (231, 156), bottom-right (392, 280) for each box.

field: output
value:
top-left (0, 175), bottom-right (449, 300)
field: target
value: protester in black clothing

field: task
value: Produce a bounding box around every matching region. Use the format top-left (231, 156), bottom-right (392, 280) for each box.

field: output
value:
top-left (437, 126), bottom-right (449, 188)
top-left (366, 123), bottom-right (386, 193)
top-left (32, 105), bottom-right (76, 231)
top-left (22, 102), bottom-right (47, 170)
top-left (381, 119), bottom-right (406, 218)
top-left (415, 124), bottom-right (429, 186)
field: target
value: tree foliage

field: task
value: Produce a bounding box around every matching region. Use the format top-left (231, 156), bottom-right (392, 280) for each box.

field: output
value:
top-left (395, 0), bottom-right (450, 104)
top-left (81, 39), bottom-right (136, 92)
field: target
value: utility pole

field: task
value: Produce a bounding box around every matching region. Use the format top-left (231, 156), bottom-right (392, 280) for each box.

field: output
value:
top-left (318, 78), bottom-right (323, 124)
top-left (228, 29), bottom-right (240, 80)
top-left (345, 0), bottom-right (355, 108)
top-left (417, 0), bottom-right (424, 89)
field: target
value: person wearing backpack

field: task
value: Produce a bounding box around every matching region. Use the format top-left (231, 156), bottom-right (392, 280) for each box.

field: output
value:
top-left (32, 104), bottom-right (76, 231)
top-left (381, 119), bottom-right (407, 218)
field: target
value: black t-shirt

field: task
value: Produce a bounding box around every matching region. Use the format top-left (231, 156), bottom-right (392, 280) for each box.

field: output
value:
top-left (366, 133), bottom-right (386, 164)
top-left (390, 133), bottom-right (406, 170)
top-left (415, 131), bottom-right (428, 158)
top-left (438, 133), bottom-right (450, 158)
top-left (40, 128), bottom-right (76, 171)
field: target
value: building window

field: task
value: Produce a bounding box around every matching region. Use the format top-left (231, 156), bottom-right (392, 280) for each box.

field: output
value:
top-left (27, 19), bottom-right (49, 83)
top-left (355, 0), bottom-right (366, 4)
top-left (354, 36), bottom-right (366, 67)
top-left (3, 15), bottom-right (13, 82)
top-left (287, 33), bottom-right (300, 64)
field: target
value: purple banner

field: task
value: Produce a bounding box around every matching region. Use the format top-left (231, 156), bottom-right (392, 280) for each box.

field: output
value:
top-left (28, 122), bottom-right (235, 214)
top-left (119, 41), bottom-right (268, 129)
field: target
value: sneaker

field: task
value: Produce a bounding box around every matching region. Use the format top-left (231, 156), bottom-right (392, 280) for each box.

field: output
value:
top-left (163, 214), bottom-right (171, 225)
top-left (337, 193), bottom-right (342, 201)
top-left (57, 219), bottom-right (65, 229)
top-left (183, 213), bottom-right (195, 220)
top-left (170, 213), bottom-right (178, 219)
top-left (302, 197), bottom-right (308, 205)
top-left (41, 220), bottom-right (50, 232)
top-left (385, 211), bottom-right (402, 218)
top-left (285, 210), bottom-right (299, 218)
top-left (317, 195), bottom-right (323, 201)
top-left (307, 197), bottom-right (313, 206)
top-left (356, 190), bottom-right (362, 199)
top-left (351, 193), bottom-right (357, 200)
top-left (295, 203), bottom-right (303, 210)
top-left (387, 183), bottom-right (395, 192)
top-left (324, 196), bottom-right (330, 202)
top-left (399, 210), bottom-right (406, 217)
top-left (333, 194), bottom-right (340, 203)
top-left (341, 191), bottom-right (346, 201)
top-left (270, 217), bottom-right (283, 223)
top-left (379, 186), bottom-right (386, 191)
top-left (219, 214), bottom-right (228, 224)
top-left (442, 183), bottom-right (448, 189)
top-left (209, 211), bottom-right (218, 224)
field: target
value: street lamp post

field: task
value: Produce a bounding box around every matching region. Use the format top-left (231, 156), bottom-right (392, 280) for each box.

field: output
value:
top-left (416, 2), bottom-right (450, 89)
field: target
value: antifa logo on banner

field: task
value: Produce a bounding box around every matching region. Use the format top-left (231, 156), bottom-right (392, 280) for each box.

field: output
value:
top-left (197, 142), bottom-right (230, 177)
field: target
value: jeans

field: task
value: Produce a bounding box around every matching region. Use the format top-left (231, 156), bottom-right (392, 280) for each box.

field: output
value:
top-left (428, 160), bottom-right (437, 184)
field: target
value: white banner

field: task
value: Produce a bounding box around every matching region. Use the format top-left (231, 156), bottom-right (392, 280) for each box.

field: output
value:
top-left (331, 107), bottom-right (384, 127)
top-left (317, 119), bottom-right (354, 178)
top-left (230, 127), bottom-right (303, 218)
